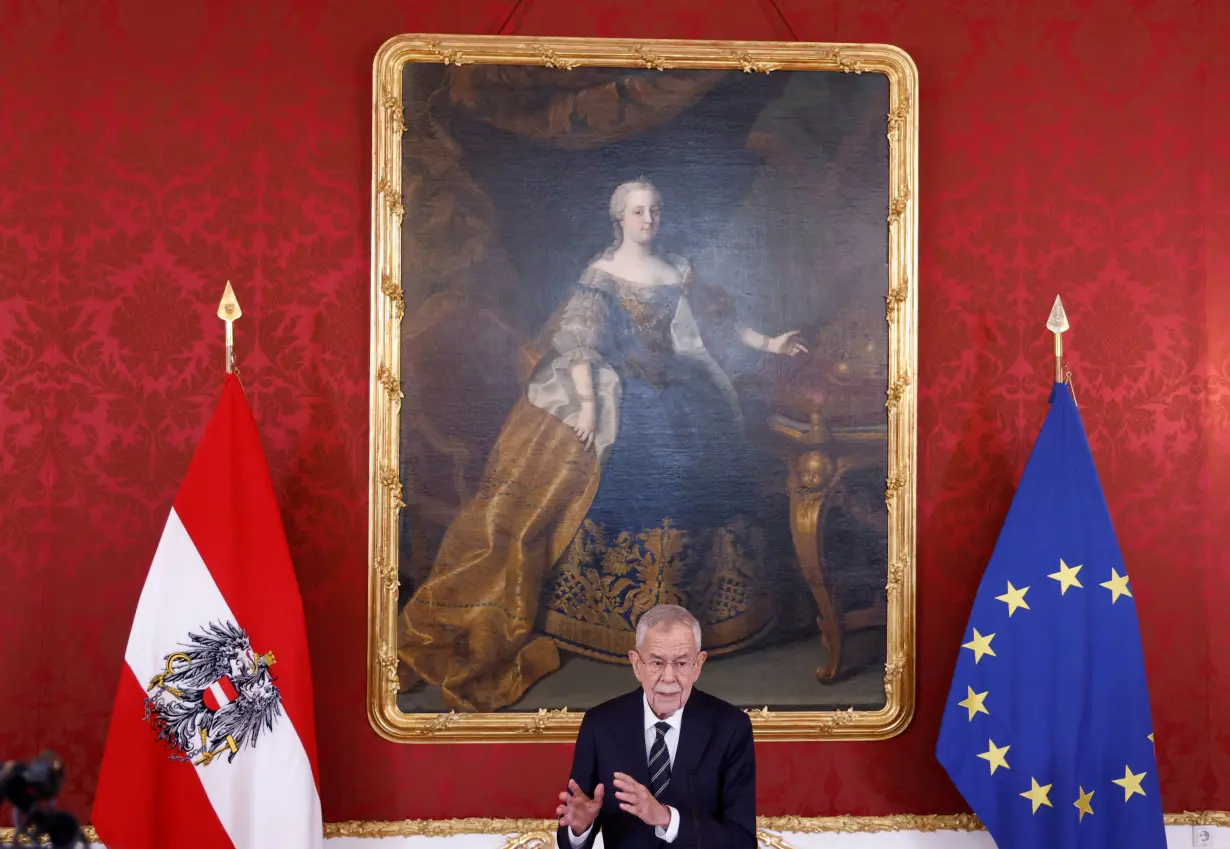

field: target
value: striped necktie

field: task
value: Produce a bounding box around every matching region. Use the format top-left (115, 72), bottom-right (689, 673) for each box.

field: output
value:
top-left (648, 720), bottom-right (672, 798)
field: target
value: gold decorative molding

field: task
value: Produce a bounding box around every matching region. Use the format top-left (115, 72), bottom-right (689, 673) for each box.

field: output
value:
top-left (885, 554), bottom-right (908, 601)
top-left (321, 816), bottom-right (954, 838)
top-left (410, 710), bottom-right (463, 736)
top-left (1167, 812), bottom-right (1230, 826)
top-left (885, 468), bottom-right (908, 503)
top-left (377, 648), bottom-right (399, 697)
top-left (378, 465), bottom-right (406, 509)
top-left (0, 827), bottom-right (104, 844)
top-left (815, 706), bottom-right (858, 732)
top-left (531, 43), bottom-right (579, 70)
top-left (885, 273), bottom-right (908, 322)
top-left (10, 811), bottom-right (1226, 845)
top-left (318, 811), bottom-right (1230, 839)
top-left (368, 34), bottom-right (919, 743)
top-left (501, 832), bottom-right (558, 849)
top-left (822, 47), bottom-right (867, 74)
top-left (887, 101), bottom-right (910, 138)
top-left (766, 814), bottom-right (984, 833)
top-left (374, 553), bottom-right (397, 593)
top-left (887, 188), bottom-right (911, 226)
top-left (632, 45), bottom-right (670, 70)
top-left (883, 652), bottom-right (906, 699)
top-left (423, 38), bottom-right (469, 66)
top-left (380, 86), bottom-right (406, 135)
top-left (730, 50), bottom-right (780, 74)
top-left (885, 374), bottom-right (910, 414)
top-left (519, 707), bottom-right (572, 734)
top-left (376, 364), bottom-right (401, 402)
top-left (377, 176), bottom-right (404, 220)
top-left (380, 271), bottom-right (404, 319)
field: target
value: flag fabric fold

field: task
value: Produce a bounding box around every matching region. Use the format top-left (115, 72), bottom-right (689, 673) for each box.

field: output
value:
top-left (936, 382), bottom-right (1166, 849)
top-left (93, 374), bottom-right (323, 849)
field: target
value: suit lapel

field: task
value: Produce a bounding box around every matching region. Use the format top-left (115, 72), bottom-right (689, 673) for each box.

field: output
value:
top-left (670, 691), bottom-right (714, 796)
top-left (618, 691), bottom-right (651, 788)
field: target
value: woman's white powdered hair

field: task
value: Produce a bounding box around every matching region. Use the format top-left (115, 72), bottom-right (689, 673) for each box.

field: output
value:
top-left (600, 177), bottom-right (662, 256)
top-left (609, 177), bottom-right (661, 222)
top-left (635, 604), bottom-right (702, 653)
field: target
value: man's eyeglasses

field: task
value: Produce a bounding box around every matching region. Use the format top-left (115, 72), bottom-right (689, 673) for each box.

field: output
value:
top-left (639, 658), bottom-right (696, 676)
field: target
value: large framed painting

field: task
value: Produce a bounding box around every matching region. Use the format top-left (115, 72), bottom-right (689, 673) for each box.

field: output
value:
top-left (367, 35), bottom-right (918, 742)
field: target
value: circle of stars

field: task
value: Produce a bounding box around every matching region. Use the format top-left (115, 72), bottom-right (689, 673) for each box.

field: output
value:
top-left (952, 555), bottom-right (1151, 823)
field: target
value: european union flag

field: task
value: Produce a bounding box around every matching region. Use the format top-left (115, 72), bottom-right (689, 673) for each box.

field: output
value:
top-left (936, 382), bottom-right (1166, 849)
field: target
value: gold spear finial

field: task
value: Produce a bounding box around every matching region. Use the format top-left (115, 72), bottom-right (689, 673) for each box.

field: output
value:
top-left (1046, 295), bottom-right (1069, 383)
top-left (217, 281), bottom-right (242, 374)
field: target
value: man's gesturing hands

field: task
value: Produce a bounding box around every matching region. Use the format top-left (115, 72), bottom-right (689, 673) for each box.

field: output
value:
top-left (557, 773), bottom-right (672, 839)
top-left (558, 779), bottom-right (603, 836)
top-left (613, 772), bottom-right (671, 829)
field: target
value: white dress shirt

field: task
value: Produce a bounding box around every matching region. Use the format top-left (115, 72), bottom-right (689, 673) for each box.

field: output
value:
top-left (569, 695), bottom-right (684, 846)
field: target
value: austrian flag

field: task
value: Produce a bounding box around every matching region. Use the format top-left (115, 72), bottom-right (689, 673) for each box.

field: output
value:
top-left (93, 375), bottom-right (323, 849)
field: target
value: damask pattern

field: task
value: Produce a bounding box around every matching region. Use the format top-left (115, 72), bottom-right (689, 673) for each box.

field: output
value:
top-left (0, 0), bottom-right (1225, 825)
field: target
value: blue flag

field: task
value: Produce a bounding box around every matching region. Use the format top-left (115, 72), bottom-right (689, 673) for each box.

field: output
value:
top-left (936, 382), bottom-right (1166, 849)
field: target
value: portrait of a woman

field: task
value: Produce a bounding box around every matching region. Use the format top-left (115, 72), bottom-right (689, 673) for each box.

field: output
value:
top-left (397, 178), bottom-right (807, 712)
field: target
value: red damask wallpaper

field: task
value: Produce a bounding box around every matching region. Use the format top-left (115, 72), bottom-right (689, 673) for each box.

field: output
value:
top-left (2, 0), bottom-right (1227, 824)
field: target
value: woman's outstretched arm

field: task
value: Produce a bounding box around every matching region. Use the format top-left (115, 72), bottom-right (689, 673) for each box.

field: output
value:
top-left (738, 327), bottom-right (809, 356)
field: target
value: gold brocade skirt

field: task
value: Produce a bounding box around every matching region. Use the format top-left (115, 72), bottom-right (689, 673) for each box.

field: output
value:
top-left (539, 518), bottom-right (775, 663)
top-left (397, 395), bottom-right (776, 712)
top-left (397, 398), bottom-right (599, 712)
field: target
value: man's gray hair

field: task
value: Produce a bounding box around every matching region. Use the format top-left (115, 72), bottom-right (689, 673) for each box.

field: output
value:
top-left (635, 604), bottom-right (703, 652)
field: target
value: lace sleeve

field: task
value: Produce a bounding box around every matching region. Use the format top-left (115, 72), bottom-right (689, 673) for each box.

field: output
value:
top-left (552, 286), bottom-right (609, 369)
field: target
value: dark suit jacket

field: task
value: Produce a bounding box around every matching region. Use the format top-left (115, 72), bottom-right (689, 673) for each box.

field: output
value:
top-left (556, 688), bottom-right (756, 849)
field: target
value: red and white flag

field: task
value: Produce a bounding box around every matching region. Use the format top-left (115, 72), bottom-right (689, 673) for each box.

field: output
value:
top-left (93, 375), bottom-right (323, 849)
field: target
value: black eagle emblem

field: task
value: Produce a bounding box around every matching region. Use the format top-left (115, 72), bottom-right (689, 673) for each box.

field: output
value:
top-left (143, 620), bottom-right (283, 765)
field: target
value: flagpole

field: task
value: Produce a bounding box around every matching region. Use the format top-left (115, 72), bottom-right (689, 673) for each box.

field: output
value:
top-left (217, 281), bottom-right (242, 374)
top-left (1046, 294), bottom-right (1069, 383)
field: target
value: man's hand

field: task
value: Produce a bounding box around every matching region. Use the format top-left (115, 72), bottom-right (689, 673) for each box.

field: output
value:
top-left (557, 779), bottom-right (604, 836)
top-left (612, 772), bottom-right (671, 829)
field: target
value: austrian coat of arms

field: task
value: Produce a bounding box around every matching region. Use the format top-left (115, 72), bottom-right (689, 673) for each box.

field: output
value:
top-left (144, 621), bottom-right (282, 766)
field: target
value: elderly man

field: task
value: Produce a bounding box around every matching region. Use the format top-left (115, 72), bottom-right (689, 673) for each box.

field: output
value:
top-left (555, 604), bottom-right (756, 849)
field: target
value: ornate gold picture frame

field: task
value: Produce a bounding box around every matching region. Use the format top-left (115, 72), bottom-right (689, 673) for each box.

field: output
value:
top-left (368, 34), bottom-right (918, 743)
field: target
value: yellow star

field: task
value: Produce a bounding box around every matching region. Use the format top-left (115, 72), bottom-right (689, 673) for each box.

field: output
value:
top-left (1100, 568), bottom-right (1133, 604)
top-left (1074, 786), bottom-right (1094, 822)
top-left (1112, 765), bottom-right (1147, 801)
top-left (1048, 559), bottom-right (1083, 595)
top-left (1148, 732), bottom-right (1154, 744)
top-left (962, 629), bottom-right (996, 664)
top-left (1020, 777), bottom-right (1053, 814)
top-left (977, 739), bottom-right (1011, 775)
top-left (995, 581), bottom-right (1031, 617)
top-left (957, 686), bottom-right (990, 721)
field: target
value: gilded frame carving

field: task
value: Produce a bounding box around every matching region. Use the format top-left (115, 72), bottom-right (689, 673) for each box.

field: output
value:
top-left (321, 812), bottom-right (1230, 841)
top-left (367, 34), bottom-right (919, 742)
top-left (17, 812), bottom-right (1226, 845)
